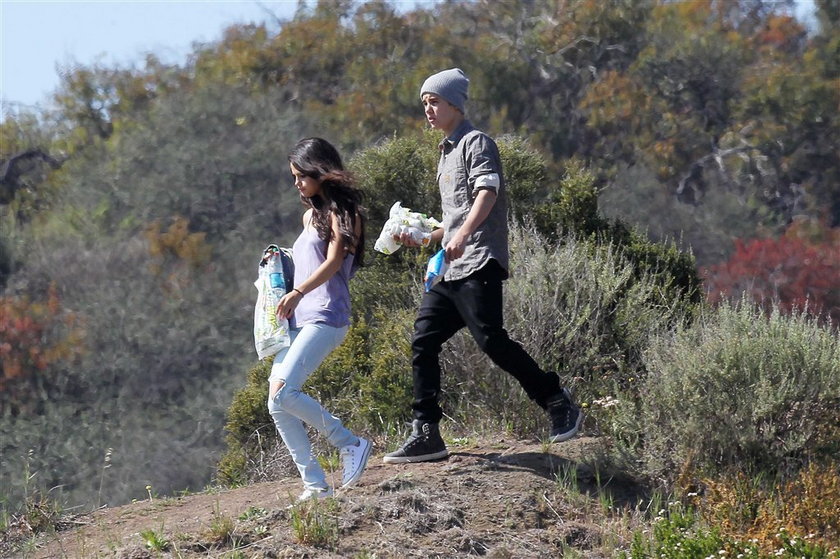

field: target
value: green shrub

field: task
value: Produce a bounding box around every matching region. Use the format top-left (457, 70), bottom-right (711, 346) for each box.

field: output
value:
top-left (352, 308), bottom-right (415, 429)
top-left (349, 246), bottom-right (429, 317)
top-left (305, 318), bottom-right (373, 406)
top-left (531, 158), bottom-right (600, 240)
top-left (217, 359), bottom-right (275, 486)
top-left (623, 501), bottom-right (762, 559)
top-left (350, 129), bottom-right (440, 227)
top-left (605, 218), bottom-right (702, 310)
top-left (439, 222), bottom-right (688, 437)
top-left (623, 300), bottom-right (840, 486)
top-left (496, 135), bottom-right (548, 224)
top-left (529, 158), bottom-right (702, 312)
top-left (295, 309), bottom-right (414, 433)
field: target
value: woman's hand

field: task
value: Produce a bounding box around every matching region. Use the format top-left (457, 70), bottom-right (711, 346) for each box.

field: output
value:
top-left (276, 289), bottom-right (302, 319)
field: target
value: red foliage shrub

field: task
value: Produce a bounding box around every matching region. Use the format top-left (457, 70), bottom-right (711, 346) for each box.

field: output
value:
top-left (0, 284), bottom-right (85, 413)
top-left (702, 225), bottom-right (840, 325)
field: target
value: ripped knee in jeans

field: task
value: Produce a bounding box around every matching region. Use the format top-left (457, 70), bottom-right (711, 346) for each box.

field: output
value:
top-left (269, 381), bottom-right (285, 402)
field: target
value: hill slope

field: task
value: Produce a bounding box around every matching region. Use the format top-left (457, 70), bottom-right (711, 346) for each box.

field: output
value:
top-left (21, 436), bottom-right (643, 558)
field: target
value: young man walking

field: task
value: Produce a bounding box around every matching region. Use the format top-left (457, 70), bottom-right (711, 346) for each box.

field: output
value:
top-left (383, 68), bottom-right (582, 464)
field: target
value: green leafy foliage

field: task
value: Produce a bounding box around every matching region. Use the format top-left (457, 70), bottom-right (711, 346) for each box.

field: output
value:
top-left (620, 300), bottom-right (840, 485)
top-left (349, 129), bottom-right (440, 226)
top-left (217, 360), bottom-right (274, 487)
top-left (537, 158), bottom-right (702, 309)
top-left (347, 310), bottom-right (415, 428)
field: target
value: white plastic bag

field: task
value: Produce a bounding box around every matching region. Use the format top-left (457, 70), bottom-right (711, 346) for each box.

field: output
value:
top-left (253, 245), bottom-right (292, 359)
top-left (374, 201), bottom-right (442, 255)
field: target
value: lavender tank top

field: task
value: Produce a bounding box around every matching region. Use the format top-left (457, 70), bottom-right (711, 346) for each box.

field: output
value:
top-left (292, 227), bottom-right (356, 328)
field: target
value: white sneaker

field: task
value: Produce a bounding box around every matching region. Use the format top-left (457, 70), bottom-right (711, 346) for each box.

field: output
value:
top-left (339, 437), bottom-right (372, 488)
top-left (296, 486), bottom-right (333, 503)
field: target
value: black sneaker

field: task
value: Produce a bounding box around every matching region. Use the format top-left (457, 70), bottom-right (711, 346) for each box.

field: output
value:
top-left (383, 420), bottom-right (449, 464)
top-left (547, 388), bottom-right (583, 443)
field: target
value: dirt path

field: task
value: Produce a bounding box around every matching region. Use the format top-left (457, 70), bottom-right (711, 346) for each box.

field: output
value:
top-left (21, 436), bottom-right (639, 558)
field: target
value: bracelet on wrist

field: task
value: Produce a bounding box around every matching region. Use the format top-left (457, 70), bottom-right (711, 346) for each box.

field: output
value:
top-left (293, 288), bottom-right (304, 296)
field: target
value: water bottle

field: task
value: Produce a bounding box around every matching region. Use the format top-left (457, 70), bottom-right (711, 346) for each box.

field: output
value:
top-left (267, 253), bottom-right (285, 291)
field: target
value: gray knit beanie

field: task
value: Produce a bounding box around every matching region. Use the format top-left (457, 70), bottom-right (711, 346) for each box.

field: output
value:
top-left (420, 68), bottom-right (469, 113)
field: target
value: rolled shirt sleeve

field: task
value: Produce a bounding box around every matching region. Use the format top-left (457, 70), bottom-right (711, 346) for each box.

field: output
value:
top-left (473, 172), bottom-right (500, 192)
top-left (466, 134), bottom-right (503, 195)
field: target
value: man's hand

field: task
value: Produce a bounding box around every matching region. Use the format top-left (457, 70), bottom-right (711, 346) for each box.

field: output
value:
top-left (395, 231), bottom-right (422, 248)
top-left (441, 189), bottom-right (497, 262)
top-left (394, 227), bottom-right (444, 248)
top-left (444, 229), bottom-right (468, 262)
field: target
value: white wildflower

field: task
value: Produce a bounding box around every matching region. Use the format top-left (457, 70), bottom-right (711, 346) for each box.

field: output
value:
top-left (592, 396), bottom-right (620, 408)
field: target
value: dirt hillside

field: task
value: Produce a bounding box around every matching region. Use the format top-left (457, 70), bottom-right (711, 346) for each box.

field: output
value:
top-left (18, 435), bottom-right (642, 558)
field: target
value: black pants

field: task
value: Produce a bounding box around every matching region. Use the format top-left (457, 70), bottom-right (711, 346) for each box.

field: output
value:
top-left (411, 261), bottom-right (561, 423)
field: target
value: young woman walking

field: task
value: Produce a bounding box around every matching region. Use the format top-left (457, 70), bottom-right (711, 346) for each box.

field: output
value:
top-left (268, 137), bottom-right (371, 501)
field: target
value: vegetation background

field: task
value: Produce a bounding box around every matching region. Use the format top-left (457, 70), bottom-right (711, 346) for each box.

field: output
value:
top-left (1, 0), bottom-right (838, 555)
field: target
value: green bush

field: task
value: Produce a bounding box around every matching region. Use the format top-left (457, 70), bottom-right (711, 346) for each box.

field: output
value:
top-left (352, 308), bottom-right (415, 429)
top-left (349, 129), bottom-right (441, 227)
top-left (622, 300), bottom-right (840, 486)
top-left (217, 359), bottom-right (275, 486)
top-left (293, 309), bottom-right (415, 432)
top-left (496, 135), bottom-right (549, 224)
top-left (558, 159), bottom-right (701, 310)
top-left (349, 246), bottom-right (429, 317)
top-left (438, 222), bottom-right (688, 437)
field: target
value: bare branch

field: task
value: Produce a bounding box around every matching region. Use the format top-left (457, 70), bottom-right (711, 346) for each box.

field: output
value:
top-left (0, 149), bottom-right (63, 205)
top-left (676, 145), bottom-right (754, 196)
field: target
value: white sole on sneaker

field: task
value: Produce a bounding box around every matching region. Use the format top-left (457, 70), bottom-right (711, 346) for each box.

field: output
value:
top-left (340, 438), bottom-right (373, 489)
top-left (549, 410), bottom-right (584, 443)
top-left (382, 448), bottom-right (449, 464)
top-left (287, 487), bottom-right (333, 508)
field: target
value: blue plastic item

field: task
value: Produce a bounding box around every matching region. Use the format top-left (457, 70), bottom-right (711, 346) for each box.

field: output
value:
top-left (424, 249), bottom-right (448, 292)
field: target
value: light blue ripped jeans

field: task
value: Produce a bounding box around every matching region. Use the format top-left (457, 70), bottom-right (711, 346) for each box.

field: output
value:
top-left (267, 323), bottom-right (358, 491)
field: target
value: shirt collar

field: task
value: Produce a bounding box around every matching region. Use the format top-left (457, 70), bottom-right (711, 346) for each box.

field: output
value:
top-left (439, 119), bottom-right (473, 151)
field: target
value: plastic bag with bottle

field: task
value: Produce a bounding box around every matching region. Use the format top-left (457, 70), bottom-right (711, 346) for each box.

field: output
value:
top-left (253, 244), bottom-right (294, 359)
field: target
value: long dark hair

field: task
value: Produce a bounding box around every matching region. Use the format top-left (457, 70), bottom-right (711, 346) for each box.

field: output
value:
top-left (288, 137), bottom-right (366, 267)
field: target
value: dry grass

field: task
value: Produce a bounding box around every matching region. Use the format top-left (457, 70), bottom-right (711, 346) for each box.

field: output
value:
top-left (698, 461), bottom-right (840, 554)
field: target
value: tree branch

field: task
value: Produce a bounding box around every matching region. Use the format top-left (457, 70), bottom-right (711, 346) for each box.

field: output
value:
top-left (0, 149), bottom-right (63, 205)
top-left (676, 145), bottom-right (754, 196)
